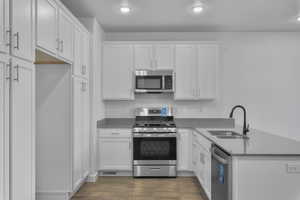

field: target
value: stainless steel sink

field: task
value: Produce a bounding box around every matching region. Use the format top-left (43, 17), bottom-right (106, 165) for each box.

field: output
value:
top-left (208, 130), bottom-right (246, 139)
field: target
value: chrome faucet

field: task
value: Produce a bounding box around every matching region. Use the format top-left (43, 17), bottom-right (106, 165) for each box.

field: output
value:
top-left (229, 105), bottom-right (250, 137)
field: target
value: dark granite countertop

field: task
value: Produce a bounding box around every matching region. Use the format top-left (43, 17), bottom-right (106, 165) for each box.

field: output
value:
top-left (97, 118), bottom-right (300, 156)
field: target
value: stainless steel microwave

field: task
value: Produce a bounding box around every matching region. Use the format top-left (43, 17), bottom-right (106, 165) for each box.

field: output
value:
top-left (135, 70), bottom-right (175, 93)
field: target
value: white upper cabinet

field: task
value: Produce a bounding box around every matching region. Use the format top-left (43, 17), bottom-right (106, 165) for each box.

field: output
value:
top-left (0, 0), bottom-right (9, 54)
top-left (175, 44), bottom-right (197, 100)
top-left (11, 0), bottom-right (34, 61)
top-left (175, 43), bottom-right (218, 100)
top-left (134, 44), bottom-right (174, 70)
top-left (103, 44), bottom-right (134, 100)
top-left (58, 10), bottom-right (73, 62)
top-left (81, 33), bottom-right (89, 79)
top-left (37, 1), bottom-right (76, 62)
top-left (73, 26), bottom-right (82, 76)
top-left (197, 44), bottom-right (218, 99)
top-left (134, 44), bottom-right (153, 70)
top-left (153, 45), bottom-right (174, 70)
top-left (37, 0), bottom-right (58, 55)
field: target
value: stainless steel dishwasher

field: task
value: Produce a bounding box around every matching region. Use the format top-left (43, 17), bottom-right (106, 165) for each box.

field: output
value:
top-left (211, 145), bottom-right (232, 200)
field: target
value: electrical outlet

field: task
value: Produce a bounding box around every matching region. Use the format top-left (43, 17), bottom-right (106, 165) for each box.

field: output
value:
top-left (287, 164), bottom-right (300, 173)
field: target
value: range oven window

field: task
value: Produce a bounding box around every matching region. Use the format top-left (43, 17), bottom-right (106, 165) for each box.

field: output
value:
top-left (136, 76), bottom-right (162, 90)
top-left (133, 137), bottom-right (177, 160)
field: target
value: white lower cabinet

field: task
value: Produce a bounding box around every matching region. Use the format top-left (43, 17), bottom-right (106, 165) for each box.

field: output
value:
top-left (98, 129), bottom-right (132, 171)
top-left (177, 129), bottom-right (192, 171)
top-left (192, 131), bottom-right (211, 199)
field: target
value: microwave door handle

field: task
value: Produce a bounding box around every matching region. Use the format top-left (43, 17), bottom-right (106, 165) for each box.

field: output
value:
top-left (162, 76), bottom-right (165, 90)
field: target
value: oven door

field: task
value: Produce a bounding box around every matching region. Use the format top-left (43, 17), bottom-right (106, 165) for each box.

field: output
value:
top-left (133, 136), bottom-right (177, 165)
top-left (135, 75), bottom-right (163, 93)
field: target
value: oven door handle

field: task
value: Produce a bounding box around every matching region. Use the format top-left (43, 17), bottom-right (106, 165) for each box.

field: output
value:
top-left (133, 134), bottom-right (177, 138)
top-left (212, 147), bottom-right (229, 165)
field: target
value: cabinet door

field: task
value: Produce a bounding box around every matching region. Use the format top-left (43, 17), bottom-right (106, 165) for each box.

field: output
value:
top-left (11, 0), bottom-right (34, 61)
top-left (203, 148), bottom-right (211, 198)
top-left (103, 44), bottom-right (134, 100)
top-left (73, 77), bottom-right (83, 189)
top-left (198, 145), bottom-right (206, 187)
top-left (10, 58), bottom-right (35, 200)
top-left (192, 141), bottom-right (198, 173)
top-left (82, 81), bottom-right (89, 178)
top-left (0, 0), bottom-right (9, 54)
top-left (175, 45), bottom-right (197, 100)
top-left (81, 33), bottom-right (89, 79)
top-left (134, 44), bottom-right (153, 70)
top-left (197, 44), bottom-right (218, 99)
top-left (98, 138), bottom-right (131, 170)
top-left (0, 55), bottom-right (9, 200)
top-left (58, 10), bottom-right (73, 62)
top-left (73, 27), bottom-right (82, 76)
top-left (154, 45), bottom-right (174, 70)
top-left (37, 0), bottom-right (58, 55)
top-left (177, 130), bottom-right (191, 171)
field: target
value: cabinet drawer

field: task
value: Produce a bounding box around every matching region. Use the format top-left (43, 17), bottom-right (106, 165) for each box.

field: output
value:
top-left (99, 129), bottom-right (132, 138)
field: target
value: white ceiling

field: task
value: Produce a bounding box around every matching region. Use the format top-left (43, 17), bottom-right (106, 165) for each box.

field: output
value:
top-left (61, 0), bottom-right (300, 32)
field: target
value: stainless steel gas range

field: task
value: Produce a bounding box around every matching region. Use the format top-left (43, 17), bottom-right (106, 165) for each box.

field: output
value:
top-left (132, 107), bottom-right (177, 177)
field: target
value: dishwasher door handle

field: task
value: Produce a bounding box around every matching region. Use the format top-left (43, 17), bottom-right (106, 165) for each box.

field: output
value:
top-left (212, 147), bottom-right (229, 165)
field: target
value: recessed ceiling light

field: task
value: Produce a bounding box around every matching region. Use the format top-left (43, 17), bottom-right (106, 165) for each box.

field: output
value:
top-left (297, 16), bottom-right (300, 22)
top-left (193, 5), bottom-right (204, 14)
top-left (120, 6), bottom-right (131, 14)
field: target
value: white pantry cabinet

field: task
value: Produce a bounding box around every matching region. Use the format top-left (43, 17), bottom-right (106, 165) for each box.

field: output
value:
top-left (175, 44), bottom-right (218, 100)
top-left (73, 25), bottom-right (89, 79)
top-left (0, 55), bottom-right (9, 200)
top-left (73, 77), bottom-right (89, 189)
top-left (103, 44), bottom-right (134, 100)
top-left (0, 0), bottom-right (9, 54)
top-left (11, 0), bottom-right (35, 61)
top-left (177, 129), bottom-right (191, 171)
top-left (36, 0), bottom-right (58, 55)
top-left (10, 57), bottom-right (35, 200)
top-left (134, 44), bottom-right (174, 70)
top-left (98, 129), bottom-right (132, 171)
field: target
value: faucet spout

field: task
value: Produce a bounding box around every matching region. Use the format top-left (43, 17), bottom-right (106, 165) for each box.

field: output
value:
top-left (229, 105), bottom-right (249, 136)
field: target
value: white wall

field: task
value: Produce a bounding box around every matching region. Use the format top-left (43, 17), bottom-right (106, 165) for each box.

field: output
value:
top-left (80, 18), bottom-right (105, 178)
top-left (105, 32), bottom-right (300, 141)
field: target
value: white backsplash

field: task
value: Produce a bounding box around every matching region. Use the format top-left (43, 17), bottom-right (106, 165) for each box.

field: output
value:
top-left (104, 93), bottom-right (226, 118)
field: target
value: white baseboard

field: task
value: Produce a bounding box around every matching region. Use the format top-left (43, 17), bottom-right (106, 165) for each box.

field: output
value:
top-left (177, 171), bottom-right (195, 177)
top-left (36, 191), bottom-right (70, 200)
top-left (86, 172), bottom-right (98, 182)
top-left (98, 170), bottom-right (194, 177)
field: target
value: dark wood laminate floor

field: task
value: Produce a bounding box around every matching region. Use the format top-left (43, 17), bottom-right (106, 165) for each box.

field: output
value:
top-left (72, 177), bottom-right (208, 200)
